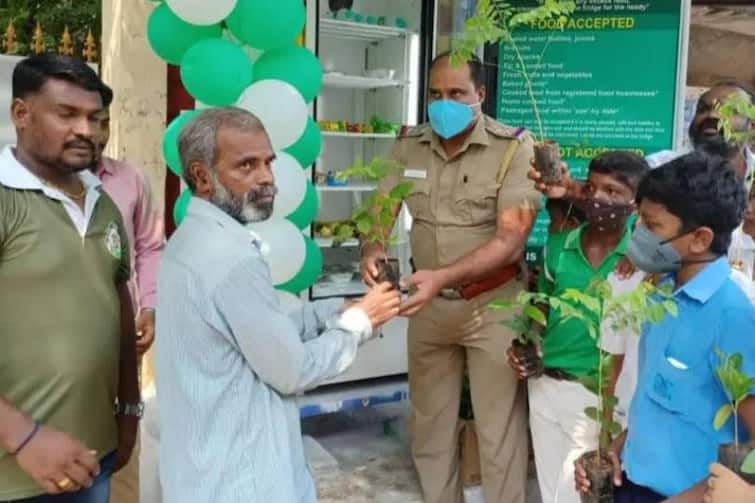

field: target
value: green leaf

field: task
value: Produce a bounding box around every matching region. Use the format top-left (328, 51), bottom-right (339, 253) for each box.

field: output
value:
top-left (355, 217), bottom-right (372, 236)
top-left (713, 404), bottom-right (733, 431)
top-left (389, 182), bottom-right (413, 200)
top-left (663, 300), bottom-right (678, 317)
top-left (731, 353), bottom-right (744, 372)
top-left (502, 317), bottom-right (528, 334)
top-left (742, 450), bottom-right (755, 474)
top-left (610, 421), bottom-right (623, 437)
top-left (524, 305), bottom-right (547, 326)
top-left (489, 300), bottom-right (515, 310)
top-left (584, 407), bottom-right (599, 422)
top-left (587, 325), bottom-right (597, 341)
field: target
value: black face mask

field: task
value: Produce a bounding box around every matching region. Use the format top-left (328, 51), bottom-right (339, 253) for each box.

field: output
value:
top-left (578, 198), bottom-right (633, 230)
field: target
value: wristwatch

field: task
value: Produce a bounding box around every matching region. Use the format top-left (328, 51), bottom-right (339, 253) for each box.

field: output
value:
top-left (115, 401), bottom-right (144, 419)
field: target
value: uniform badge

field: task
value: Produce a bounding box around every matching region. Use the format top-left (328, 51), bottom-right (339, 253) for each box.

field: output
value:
top-left (104, 222), bottom-right (122, 260)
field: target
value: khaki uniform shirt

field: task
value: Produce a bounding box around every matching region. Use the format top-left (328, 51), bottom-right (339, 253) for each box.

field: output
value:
top-left (380, 114), bottom-right (541, 271)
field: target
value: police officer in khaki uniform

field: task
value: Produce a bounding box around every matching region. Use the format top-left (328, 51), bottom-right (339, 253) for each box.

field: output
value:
top-left (361, 53), bottom-right (541, 503)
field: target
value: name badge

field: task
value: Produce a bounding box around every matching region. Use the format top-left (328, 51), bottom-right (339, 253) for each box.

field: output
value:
top-left (404, 169), bottom-right (427, 180)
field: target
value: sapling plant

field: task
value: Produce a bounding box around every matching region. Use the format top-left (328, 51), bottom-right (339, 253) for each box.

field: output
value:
top-left (716, 92), bottom-right (755, 192)
top-left (491, 292), bottom-right (547, 377)
top-left (712, 349), bottom-right (755, 483)
top-left (495, 278), bottom-right (676, 503)
top-left (334, 157), bottom-right (412, 290)
top-left (451, 0), bottom-right (576, 183)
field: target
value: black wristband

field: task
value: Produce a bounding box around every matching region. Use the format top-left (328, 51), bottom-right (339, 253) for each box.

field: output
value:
top-left (10, 422), bottom-right (39, 456)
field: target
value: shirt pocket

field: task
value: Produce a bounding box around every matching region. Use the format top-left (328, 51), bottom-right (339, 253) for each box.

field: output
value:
top-left (454, 182), bottom-right (499, 226)
top-left (644, 356), bottom-right (714, 434)
top-left (403, 178), bottom-right (432, 222)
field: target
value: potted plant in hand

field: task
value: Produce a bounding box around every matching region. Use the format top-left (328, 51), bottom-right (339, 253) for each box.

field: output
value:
top-left (451, 0), bottom-right (576, 183)
top-left (712, 349), bottom-right (755, 484)
top-left (564, 280), bottom-right (676, 503)
top-left (491, 292), bottom-right (547, 378)
top-left (334, 157), bottom-right (411, 290)
top-left (497, 279), bottom-right (675, 502)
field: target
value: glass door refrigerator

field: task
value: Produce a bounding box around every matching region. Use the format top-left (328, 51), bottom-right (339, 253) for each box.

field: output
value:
top-left (305, 0), bottom-right (434, 385)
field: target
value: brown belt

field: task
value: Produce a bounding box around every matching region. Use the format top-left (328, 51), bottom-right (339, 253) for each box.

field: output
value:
top-left (437, 264), bottom-right (521, 301)
top-left (543, 368), bottom-right (577, 381)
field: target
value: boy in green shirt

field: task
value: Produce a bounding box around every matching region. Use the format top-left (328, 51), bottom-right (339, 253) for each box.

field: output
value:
top-left (508, 151), bottom-right (648, 503)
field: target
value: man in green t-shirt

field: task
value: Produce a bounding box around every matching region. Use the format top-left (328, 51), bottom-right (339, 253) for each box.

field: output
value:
top-left (508, 151), bottom-right (648, 503)
top-left (0, 54), bottom-right (140, 502)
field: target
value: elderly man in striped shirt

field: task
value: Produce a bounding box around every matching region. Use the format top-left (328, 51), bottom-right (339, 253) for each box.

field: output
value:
top-left (155, 107), bottom-right (401, 503)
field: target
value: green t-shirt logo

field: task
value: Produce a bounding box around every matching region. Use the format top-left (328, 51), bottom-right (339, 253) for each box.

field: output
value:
top-left (104, 222), bottom-right (122, 260)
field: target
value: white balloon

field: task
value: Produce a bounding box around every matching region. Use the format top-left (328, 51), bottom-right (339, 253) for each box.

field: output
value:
top-left (276, 290), bottom-right (302, 315)
top-left (271, 152), bottom-right (306, 219)
top-left (247, 219), bottom-right (306, 284)
top-left (237, 80), bottom-right (307, 150)
top-left (165, 0), bottom-right (238, 25)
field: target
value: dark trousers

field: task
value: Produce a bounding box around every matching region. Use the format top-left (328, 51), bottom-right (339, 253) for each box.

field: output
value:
top-left (5, 452), bottom-right (115, 503)
top-left (615, 473), bottom-right (665, 503)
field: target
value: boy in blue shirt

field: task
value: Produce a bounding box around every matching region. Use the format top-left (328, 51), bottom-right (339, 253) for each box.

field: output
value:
top-left (576, 152), bottom-right (755, 502)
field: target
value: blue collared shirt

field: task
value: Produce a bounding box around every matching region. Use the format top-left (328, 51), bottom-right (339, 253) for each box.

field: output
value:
top-left (155, 197), bottom-right (371, 503)
top-left (623, 257), bottom-right (755, 497)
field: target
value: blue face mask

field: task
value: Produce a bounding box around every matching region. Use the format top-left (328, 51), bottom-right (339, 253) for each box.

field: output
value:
top-left (626, 224), bottom-right (683, 273)
top-left (428, 100), bottom-right (479, 139)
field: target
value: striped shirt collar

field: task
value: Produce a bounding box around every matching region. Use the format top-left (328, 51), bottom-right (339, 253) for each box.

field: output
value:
top-left (185, 195), bottom-right (262, 248)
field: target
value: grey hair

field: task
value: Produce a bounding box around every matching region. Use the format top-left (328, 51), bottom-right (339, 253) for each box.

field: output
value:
top-left (177, 107), bottom-right (267, 192)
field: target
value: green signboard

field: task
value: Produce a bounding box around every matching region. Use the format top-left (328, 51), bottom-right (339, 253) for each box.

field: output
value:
top-left (496, 0), bottom-right (688, 261)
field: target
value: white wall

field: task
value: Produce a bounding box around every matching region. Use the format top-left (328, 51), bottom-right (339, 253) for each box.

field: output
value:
top-left (0, 55), bottom-right (23, 147)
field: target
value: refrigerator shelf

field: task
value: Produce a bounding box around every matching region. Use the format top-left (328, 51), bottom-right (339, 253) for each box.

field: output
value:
top-left (321, 131), bottom-right (397, 139)
top-left (322, 73), bottom-right (408, 89)
top-left (315, 183), bottom-right (377, 192)
top-left (319, 18), bottom-right (409, 43)
top-left (315, 237), bottom-right (360, 247)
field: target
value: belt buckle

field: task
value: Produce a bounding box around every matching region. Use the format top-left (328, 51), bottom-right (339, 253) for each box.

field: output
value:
top-left (438, 288), bottom-right (463, 300)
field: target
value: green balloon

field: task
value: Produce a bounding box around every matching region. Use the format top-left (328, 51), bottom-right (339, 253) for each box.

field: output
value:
top-left (276, 236), bottom-right (322, 293)
top-left (253, 46), bottom-right (322, 103)
top-left (226, 0), bottom-right (305, 51)
top-left (163, 110), bottom-right (200, 176)
top-left (173, 189), bottom-right (193, 226)
top-left (284, 117), bottom-right (321, 168)
top-left (286, 181), bottom-right (318, 229)
top-left (180, 38), bottom-right (253, 106)
top-left (147, 4), bottom-right (222, 65)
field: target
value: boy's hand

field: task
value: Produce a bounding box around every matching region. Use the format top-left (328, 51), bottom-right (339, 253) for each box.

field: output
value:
top-left (575, 434), bottom-right (625, 494)
top-left (614, 256), bottom-right (637, 280)
top-left (506, 345), bottom-right (540, 380)
top-left (528, 161), bottom-right (577, 199)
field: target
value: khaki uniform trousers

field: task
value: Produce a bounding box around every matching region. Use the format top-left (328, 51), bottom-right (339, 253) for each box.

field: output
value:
top-left (408, 282), bottom-right (528, 503)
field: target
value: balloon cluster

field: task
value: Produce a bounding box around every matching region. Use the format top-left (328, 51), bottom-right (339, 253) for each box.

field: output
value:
top-left (147, 0), bottom-right (323, 295)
